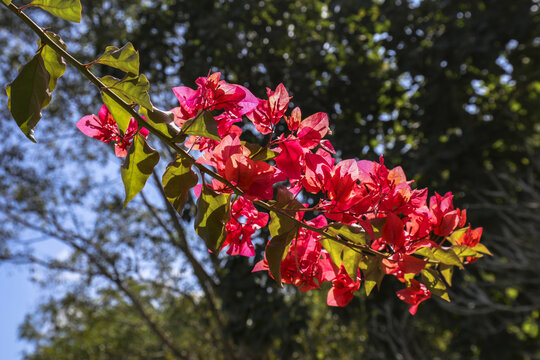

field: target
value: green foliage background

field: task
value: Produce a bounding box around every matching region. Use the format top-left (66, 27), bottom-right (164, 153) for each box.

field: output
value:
top-left (1, 0), bottom-right (539, 359)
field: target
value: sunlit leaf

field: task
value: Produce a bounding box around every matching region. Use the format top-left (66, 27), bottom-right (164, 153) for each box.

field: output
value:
top-left (94, 43), bottom-right (139, 75)
top-left (326, 224), bottom-right (368, 246)
top-left (453, 245), bottom-right (481, 258)
top-left (439, 264), bottom-right (454, 286)
top-left (6, 54), bottom-right (51, 142)
top-left (320, 237), bottom-right (361, 279)
top-left (182, 111), bottom-right (220, 141)
top-left (195, 186), bottom-right (230, 252)
top-left (320, 224), bottom-right (367, 278)
top-left (139, 106), bottom-right (179, 138)
top-left (162, 155), bottom-right (198, 215)
top-left (416, 247), bottom-right (464, 269)
top-left (447, 227), bottom-right (467, 245)
top-left (29, 0), bottom-right (81, 22)
top-left (100, 74), bottom-right (152, 109)
top-left (102, 93), bottom-right (131, 133)
top-left (422, 268), bottom-right (450, 302)
top-left (120, 134), bottom-right (160, 207)
top-left (472, 243), bottom-right (492, 256)
top-left (40, 31), bottom-right (66, 105)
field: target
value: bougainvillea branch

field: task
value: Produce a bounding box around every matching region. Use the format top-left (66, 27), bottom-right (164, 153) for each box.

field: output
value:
top-left (2, 0), bottom-right (491, 316)
top-left (1, 0), bottom-right (383, 258)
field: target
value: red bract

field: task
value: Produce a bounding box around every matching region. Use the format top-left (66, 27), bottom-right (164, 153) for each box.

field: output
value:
top-left (172, 72), bottom-right (258, 121)
top-left (274, 140), bottom-right (305, 182)
top-left (247, 83), bottom-right (291, 134)
top-left (396, 279), bottom-right (431, 315)
top-left (327, 265), bottom-right (362, 307)
top-left (302, 152), bottom-right (332, 194)
top-left (285, 106), bottom-right (301, 131)
top-left (165, 74), bottom-right (488, 315)
top-left (429, 192), bottom-right (462, 237)
top-left (222, 197), bottom-right (269, 257)
top-left (210, 134), bottom-right (285, 200)
top-left (77, 105), bottom-right (148, 157)
top-left (382, 254), bottom-right (426, 282)
top-left (253, 216), bottom-right (335, 292)
top-left (296, 112), bottom-right (330, 149)
top-left (456, 226), bottom-right (483, 248)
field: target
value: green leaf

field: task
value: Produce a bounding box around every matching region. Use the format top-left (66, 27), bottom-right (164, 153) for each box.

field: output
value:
top-left (120, 134), bottom-right (160, 207)
top-left (447, 227), bottom-right (467, 245)
top-left (326, 224), bottom-right (368, 246)
top-left (264, 188), bottom-right (302, 284)
top-left (320, 224), bottom-right (370, 279)
top-left (433, 248), bottom-right (463, 269)
top-left (162, 155), bottom-right (198, 215)
top-left (102, 93), bottom-right (131, 133)
top-left (268, 211), bottom-right (297, 238)
top-left (6, 54), bottom-right (51, 142)
top-left (40, 32), bottom-right (66, 101)
top-left (100, 75), bottom-right (152, 109)
top-left (2, 1), bottom-right (12, 6)
top-left (439, 264), bottom-right (454, 286)
top-left (359, 255), bottom-right (384, 296)
top-left (416, 247), bottom-right (464, 269)
top-left (139, 106), bottom-right (180, 138)
top-left (422, 269), bottom-right (450, 302)
top-left (472, 243), bottom-right (492, 256)
top-left (194, 186), bottom-right (231, 252)
top-left (94, 43), bottom-right (139, 75)
top-left (453, 245), bottom-right (482, 258)
top-left (242, 141), bottom-right (278, 161)
top-left (182, 111), bottom-right (220, 141)
top-left (320, 237), bottom-right (362, 280)
top-left (29, 0), bottom-right (81, 22)
top-left (266, 212), bottom-right (298, 284)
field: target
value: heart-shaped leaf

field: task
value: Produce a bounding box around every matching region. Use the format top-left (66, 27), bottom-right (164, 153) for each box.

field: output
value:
top-left (100, 74), bottom-right (152, 110)
top-left (121, 134), bottom-right (160, 207)
top-left (6, 54), bottom-right (51, 142)
top-left (162, 155), bottom-right (198, 215)
top-left (94, 43), bottom-right (139, 75)
top-left (29, 0), bottom-right (82, 22)
top-left (195, 186), bottom-right (230, 252)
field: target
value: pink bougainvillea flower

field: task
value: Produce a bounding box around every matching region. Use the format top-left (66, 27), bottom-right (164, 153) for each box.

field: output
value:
top-left (222, 197), bottom-right (269, 257)
top-left (77, 105), bottom-right (148, 157)
top-left (211, 133), bottom-right (285, 200)
top-left (253, 215), bottom-right (335, 291)
top-left (382, 254), bottom-right (426, 282)
top-left (77, 105), bottom-right (120, 143)
top-left (285, 106), bottom-right (301, 131)
top-left (429, 192), bottom-right (461, 237)
top-left (274, 139), bottom-right (305, 182)
top-left (396, 279), bottom-right (431, 315)
top-left (327, 265), bottom-right (362, 307)
top-left (172, 72), bottom-right (259, 121)
top-left (247, 83), bottom-right (291, 134)
top-left (296, 112), bottom-right (330, 149)
top-left (114, 117), bottom-right (150, 157)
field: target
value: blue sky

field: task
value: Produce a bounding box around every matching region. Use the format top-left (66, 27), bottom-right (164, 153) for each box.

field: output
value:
top-left (0, 238), bottom-right (69, 360)
top-left (1, 265), bottom-right (38, 360)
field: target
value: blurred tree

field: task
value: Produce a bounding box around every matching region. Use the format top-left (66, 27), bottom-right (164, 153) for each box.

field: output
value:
top-left (1, 0), bottom-right (539, 359)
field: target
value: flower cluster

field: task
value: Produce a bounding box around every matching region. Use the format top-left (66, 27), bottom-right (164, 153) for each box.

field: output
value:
top-left (77, 105), bottom-right (148, 157)
top-left (78, 73), bottom-right (488, 314)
